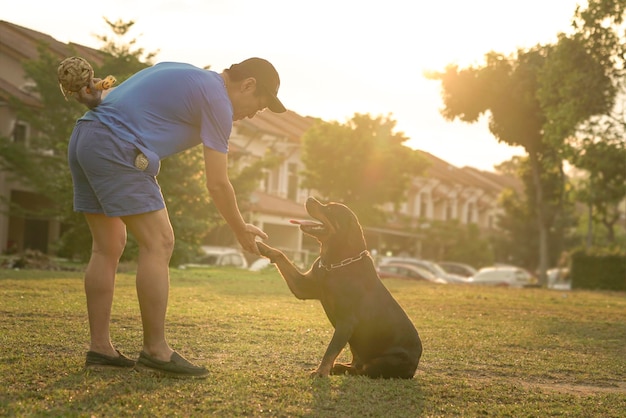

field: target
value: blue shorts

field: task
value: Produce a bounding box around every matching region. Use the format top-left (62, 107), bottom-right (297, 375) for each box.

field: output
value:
top-left (68, 120), bottom-right (165, 217)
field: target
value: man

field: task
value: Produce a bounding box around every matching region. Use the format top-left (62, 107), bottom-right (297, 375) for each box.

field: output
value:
top-left (69, 57), bottom-right (285, 378)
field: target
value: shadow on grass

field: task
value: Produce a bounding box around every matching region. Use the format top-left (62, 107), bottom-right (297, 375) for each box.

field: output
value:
top-left (36, 368), bottom-right (207, 417)
top-left (306, 373), bottom-right (425, 417)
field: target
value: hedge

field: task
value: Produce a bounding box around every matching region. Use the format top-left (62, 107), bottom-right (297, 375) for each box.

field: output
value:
top-left (570, 249), bottom-right (626, 291)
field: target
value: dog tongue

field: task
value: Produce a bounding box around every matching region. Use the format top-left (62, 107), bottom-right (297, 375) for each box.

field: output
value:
top-left (290, 219), bottom-right (319, 226)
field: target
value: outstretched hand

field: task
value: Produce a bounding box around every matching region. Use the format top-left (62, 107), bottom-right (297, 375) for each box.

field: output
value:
top-left (236, 223), bottom-right (268, 255)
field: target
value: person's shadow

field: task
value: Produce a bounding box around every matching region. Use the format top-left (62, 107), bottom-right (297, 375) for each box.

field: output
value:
top-left (39, 367), bottom-right (182, 416)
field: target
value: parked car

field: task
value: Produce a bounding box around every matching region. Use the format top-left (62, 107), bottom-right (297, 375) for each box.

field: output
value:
top-left (378, 263), bottom-right (448, 284)
top-left (469, 266), bottom-right (537, 288)
top-left (178, 246), bottom-right (248, 269)
top-left (547, 267), bottom-right (571, 290)
top-left (438, 261), bottom-right (477, 278)
top-left (379, 257), bottom-right (469, 284)
top-left (248, 257), bottom-right (271, 272)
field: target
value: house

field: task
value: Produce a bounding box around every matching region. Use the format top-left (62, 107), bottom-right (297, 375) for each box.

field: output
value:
top-left (0, 21), bottom-right (108, 254)
top-left (0, 20), bottom-right (521, 263)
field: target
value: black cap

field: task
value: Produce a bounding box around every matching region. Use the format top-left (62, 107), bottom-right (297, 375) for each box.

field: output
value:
top-left (227, 58), bottom-right (286, 113)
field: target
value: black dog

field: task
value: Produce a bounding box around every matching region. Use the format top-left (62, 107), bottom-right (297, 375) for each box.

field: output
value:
top-left (257, 197), bottom-right (422, 378)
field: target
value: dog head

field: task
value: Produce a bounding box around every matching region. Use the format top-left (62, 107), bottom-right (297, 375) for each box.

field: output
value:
top-left (291, 197), bottom-right (367, 263)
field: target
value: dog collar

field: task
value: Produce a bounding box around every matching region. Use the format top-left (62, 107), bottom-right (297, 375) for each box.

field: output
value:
top-left (318, 250), bottom-right (369, 271)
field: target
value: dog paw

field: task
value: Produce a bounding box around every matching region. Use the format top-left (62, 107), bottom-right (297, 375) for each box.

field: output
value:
top-left (309, 369), bottom-right (328, 378)
top-left (256, 241), bottom-right (269, 253)
top-left (256, 241), bottom-right (280, 262)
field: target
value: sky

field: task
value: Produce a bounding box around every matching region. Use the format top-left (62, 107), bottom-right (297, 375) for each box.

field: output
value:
top-left (2, 0), bottom-right (585, 171)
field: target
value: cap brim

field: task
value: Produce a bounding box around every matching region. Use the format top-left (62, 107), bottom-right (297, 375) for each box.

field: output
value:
top-left (268, 95), bottom-right (286, 113)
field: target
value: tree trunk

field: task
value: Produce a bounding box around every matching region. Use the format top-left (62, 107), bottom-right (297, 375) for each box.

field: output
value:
top-left (602, 217), bottom-right (616, 243)
top-left (586, 201), bottom-right (593, 248)
top-left (529, 151), bottom-right (549, 286)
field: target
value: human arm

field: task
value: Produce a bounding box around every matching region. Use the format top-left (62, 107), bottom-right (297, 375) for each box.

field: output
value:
top-left (203, 146), bottom-right (268, 255)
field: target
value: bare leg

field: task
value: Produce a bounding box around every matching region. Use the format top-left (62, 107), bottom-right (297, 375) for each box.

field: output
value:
top-left (122, 208), bottom-right (175, 361)
top-left (84, 214), bottom-right (127, 356)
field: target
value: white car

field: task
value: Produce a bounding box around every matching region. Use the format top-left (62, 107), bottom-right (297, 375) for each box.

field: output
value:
top-left (469, 266), bottom-right (537, 288)
top-left (178, 246), bottom-right (248, 269)
top-left (438, 261), bottom-right (477, 278)
top-left (377, 263), bottom-right (448, 284)
top-left (547, 268), bottom-right (571, 290)
top-left (378, 257), bottom-right (469, 283)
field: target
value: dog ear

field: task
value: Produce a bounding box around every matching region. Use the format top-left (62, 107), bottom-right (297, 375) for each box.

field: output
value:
top-left (337, 206), bottom-right (366, 246)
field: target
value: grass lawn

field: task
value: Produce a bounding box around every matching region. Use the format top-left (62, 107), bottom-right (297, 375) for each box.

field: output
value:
top-left (0, 266), bottom-right (625, 417)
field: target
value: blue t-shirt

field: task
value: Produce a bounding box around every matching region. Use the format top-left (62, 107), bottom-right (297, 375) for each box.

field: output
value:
top-left (80, 62), bottom-right (233, 157)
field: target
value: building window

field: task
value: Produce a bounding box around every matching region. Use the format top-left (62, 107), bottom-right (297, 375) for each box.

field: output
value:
top-left (419, 192), bottom-right (429, 218)
top-left (466, 202), bottom-right (475, 224)
top-left (12, 121), bottom-right (28, 145)
top-left (268, 167), bottom-right (280, 194)
top-left (261, 169), bottom-right (270, 192)
top-left (446, 199), bottom-right (455, 220)
top-left (287, 163), bottom-right (298, 200)
top-left (399, 201), bottom-right (408, 215)
top-left (412, 195), bottom-right (420, 217)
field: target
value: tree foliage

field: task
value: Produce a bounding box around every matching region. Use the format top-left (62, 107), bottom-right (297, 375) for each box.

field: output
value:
top-left (565, 0), bottom-right (626, 246)
top-left (538, 35), bottom-right (615, 146)
top-left (429, 49), bottom-right (556, 283)
top-left (419, 220), bottom-right (494, 268)
top-left (493, 157), bottom-right (577, 270)
top-left (572, 0), bottom-right (626, 81)
top-left (300, 113), bottom-right (428, 225)
top-left (570, 120), bottom-right (626, 244)
top-left (426, 0), bottom-right (623, 284)
top-left (93, 18), bottom-right (157, 81)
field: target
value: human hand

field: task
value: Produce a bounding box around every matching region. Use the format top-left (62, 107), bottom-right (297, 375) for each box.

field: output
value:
top-left (236, 223), bottom-right (268, 255)
top-left (75, 78), bottom-right (103, 109)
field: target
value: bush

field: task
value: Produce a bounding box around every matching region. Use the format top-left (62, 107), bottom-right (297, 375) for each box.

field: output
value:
top-left (570, 247), bottom-right (626, 291)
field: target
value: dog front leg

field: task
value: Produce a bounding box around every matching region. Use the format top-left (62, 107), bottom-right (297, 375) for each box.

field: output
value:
top-left (257, 242), bottom-right (321, 300)
top-left (312, 325), bottom-right (353, 378)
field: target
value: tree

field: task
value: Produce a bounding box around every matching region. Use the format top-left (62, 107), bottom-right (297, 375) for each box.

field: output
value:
top-left (493, 157), bottom-right (577, 270)
top-left (300, 113), bottom-right (428, 225)
top-left (572, 0), bottom-right (626, 83)
top-left (427, 0), bottom-right (619, 284)
top-left (570, 123), bottom-right (626, 245)
top-left (94, 18), bottom-right (158, 78)
top-left (428, 48), bottom-right (551, 284)
top-left (418, 219), bottom-right (494, 268)
top-left (565, 0), bottom-right (626, 247)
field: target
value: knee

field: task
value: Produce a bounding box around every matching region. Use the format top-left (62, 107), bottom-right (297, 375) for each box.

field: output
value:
top-left (161, 232), bottom-right (175, 255)
top-left (145, 230), bottom-right (175, 256)
top-left (92, 234), bottom-right (127, 261)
